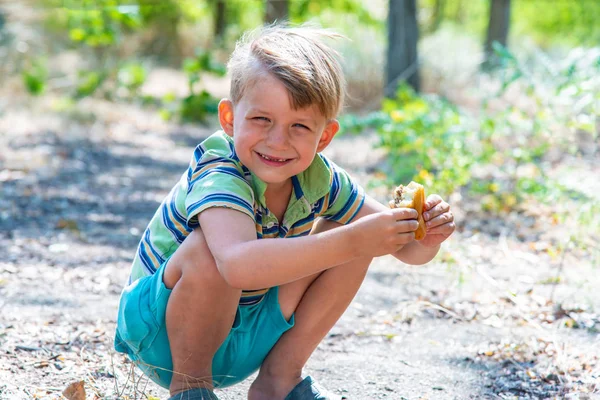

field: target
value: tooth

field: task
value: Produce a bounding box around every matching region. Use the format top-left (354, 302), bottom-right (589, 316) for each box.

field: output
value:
top-left (259, 153), bottom-right (287, 162)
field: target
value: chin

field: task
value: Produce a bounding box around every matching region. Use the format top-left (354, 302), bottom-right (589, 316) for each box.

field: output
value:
top-left (256, 173), bottom-right (292, 185)
top-left (253, 163), bottom-right (305, 183)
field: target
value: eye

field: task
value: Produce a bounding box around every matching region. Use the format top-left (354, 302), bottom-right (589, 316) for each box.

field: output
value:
top-left (293, 123), bottom-right (310, 130)
top-left (253, 116), bottom-right (271, 122)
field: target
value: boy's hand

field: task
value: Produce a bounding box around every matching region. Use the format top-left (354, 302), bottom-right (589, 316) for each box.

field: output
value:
top-left (420, 194), bottom-right (455, 248)
top-left (350, 207), bottom-right (419, 258)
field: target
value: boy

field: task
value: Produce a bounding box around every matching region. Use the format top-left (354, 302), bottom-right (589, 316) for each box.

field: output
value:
top-left (114, 25), bottom-right (455, 400)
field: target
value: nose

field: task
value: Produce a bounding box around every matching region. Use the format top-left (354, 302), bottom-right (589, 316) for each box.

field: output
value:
top-left (266, 125), bottom-right (289, 150)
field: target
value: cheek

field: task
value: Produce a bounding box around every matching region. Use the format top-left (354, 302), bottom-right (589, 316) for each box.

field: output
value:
top-left (297, 136), bottom-right (320, 153)
top-left (294, 140), bottom-right (320, 163)
top-left (236, 122), bottom-right (262, 142)
top-left (234, 136), bottom-right (251, 156)
top-left (232, 128), bottom-right (257, 162)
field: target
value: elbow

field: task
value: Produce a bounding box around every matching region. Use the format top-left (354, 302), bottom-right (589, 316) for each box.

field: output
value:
top-left (394, 253), bottom-right (435, 266)
top-left (411, 259), bottom-right (432, 266)
top-left (216, 259), bottom-right (246, 289)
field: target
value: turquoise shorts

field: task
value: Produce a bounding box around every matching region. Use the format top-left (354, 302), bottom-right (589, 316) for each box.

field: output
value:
top-left (114, 261), bottom-right (295, 388)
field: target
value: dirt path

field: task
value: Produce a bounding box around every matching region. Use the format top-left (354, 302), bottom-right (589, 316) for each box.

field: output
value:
top-left (1, 98), bottom-right (598, 400)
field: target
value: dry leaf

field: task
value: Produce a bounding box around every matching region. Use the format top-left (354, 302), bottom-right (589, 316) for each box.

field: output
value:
top-left (56, 219), bottom-right (80, 232)
top-left (63, 381), bottom-right (86, 400)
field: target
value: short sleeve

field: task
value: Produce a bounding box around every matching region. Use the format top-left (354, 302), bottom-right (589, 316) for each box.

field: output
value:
top-left (185, 156), bottom-right (255, 227)
top-left (320, 159), bottom-right (365, 224)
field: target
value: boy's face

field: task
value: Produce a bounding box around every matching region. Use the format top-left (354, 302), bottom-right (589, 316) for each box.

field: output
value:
top-left (219, 73), bottom-right (339, 187)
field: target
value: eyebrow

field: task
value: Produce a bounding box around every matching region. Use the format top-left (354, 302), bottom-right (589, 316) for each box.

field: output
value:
top-left (247, 108), bottom-right (271, 115)
top-left (295, 117), bottom-right (317, 124)
top-left (247, 109), bottom-right (317, 125)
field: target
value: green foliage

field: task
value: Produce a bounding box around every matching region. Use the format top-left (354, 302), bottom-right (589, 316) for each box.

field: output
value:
top-left (22, 59), bottom-right (48, 96)
top-left (176, 51), bottom-right (226, 123)
top-left (490, 43), bottom-right (599, 142)
top-left (418, 0), bottom-right (489, 38)
top-left (377, 84), bottom-right (479, 198)
top-left (180, 90), bottom-right (219, 123)
top-left (138, 0), bottom-right (208, 24)
top-left (117, 62), bottom-right (147, 95)
top-left (183, 51), bottom-right (227, 83)
top-left (512, 0), bottom-right (600, 48)
top-left (338, 112), bottom-right (389, 135)
top-left (290, 0), bottom-right (382, 28)
top-left (59, 0), bottom-right (141, 48)
top-left (419, 0), bottom-right (600, 49)
top-left (376, 44), bottom-right (599, 216)
top-left (75, 70), bottom-right (106, 98)
top-left (218, 0), bottom-right (263, 38)
top-left (137, 0), bottom-right (181, 24)
top-left (42, 1), bottom-right (142, 101)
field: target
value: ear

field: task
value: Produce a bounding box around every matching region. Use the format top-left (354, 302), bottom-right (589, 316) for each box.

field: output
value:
top-left (218, 99), bottom-right (234, 136)
top-left (316, 119), bottom-right (340, 153)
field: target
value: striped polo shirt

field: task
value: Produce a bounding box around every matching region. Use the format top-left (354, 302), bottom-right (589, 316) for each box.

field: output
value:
top-left (128, 131), bottom-right (365, 305)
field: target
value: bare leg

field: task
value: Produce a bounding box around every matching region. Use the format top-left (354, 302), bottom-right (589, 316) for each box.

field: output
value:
top-left (248, 219), bottom-right (373, 400)
top-left (163, 229), bottom-right (241, 395)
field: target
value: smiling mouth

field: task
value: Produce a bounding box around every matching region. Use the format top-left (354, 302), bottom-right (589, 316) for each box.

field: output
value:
top-left (256, 152), bottom-right (292, 163)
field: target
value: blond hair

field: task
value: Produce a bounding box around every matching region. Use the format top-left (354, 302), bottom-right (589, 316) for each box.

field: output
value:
top-left (227, 24), bottom-right (346, 120)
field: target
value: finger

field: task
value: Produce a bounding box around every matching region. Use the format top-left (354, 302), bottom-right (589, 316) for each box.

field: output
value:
top-left (425, 211), bottom-right (454, 230)
top-left (424, 194), bottom-right (443, 211)
top-left (426, 222), bottom-right (456, 235)
top-left (390, 207), bottom-right (418, 221)
top-left (394, 231), bottom-right (416, 245)
top-left (423, 202), bottom-right (450, 221)
top-left (396, 219), bottom-right (419, 233)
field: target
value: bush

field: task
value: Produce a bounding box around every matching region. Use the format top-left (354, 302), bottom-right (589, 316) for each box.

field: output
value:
top-left (375, 44), bottom-right (599, 216)
top-left (378, 84), bottom-right (479, 198)
top-left (22, 58), bottom-right (48, 96)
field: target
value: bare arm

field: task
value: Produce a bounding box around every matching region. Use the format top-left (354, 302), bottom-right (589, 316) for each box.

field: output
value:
top-left (198, 204), bottom-right (418, 290)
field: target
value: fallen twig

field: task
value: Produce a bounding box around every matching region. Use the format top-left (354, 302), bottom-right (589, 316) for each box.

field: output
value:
top-left (550, 239), bottom-right (571, 303)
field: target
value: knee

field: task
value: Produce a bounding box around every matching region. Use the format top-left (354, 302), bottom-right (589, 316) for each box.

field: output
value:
top-left (343, 255), bottom-right (373, 281)
top-left (180, 254), bottom-right (222, 286)
top-left (352, 256), bottom-right (373, 277)
top-left (163, 229), bottom-right (222, 289)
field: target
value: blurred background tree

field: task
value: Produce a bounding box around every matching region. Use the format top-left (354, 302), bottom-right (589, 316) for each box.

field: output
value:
top-left (138, 0), bottom-right (184, 64)
top-left (211, 0), bottom-right (227, 41)
top-left (483, 0), bottom-right (511, 69)
top-left (386, 0), bottom-right (420, 95)
top-left (266, 0), bottom-right (289, 23)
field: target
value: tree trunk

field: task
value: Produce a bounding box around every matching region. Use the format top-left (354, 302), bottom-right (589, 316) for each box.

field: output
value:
top-left (214, 0), bottom-right (226, 40)
top-left (484, 0), bottom-right (511, 68)
top-left (430, 0), bottom-right (445, 33)
top-left (453, 0), bottom-right (464, 24)
top-left (265, 0), bottom-right (289, 24)
top-left (386, 0), bottom-right (420, 96)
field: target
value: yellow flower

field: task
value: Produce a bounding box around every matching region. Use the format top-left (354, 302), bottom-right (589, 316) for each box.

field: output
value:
top-left (390, 110), bottom-right (405, 122)
top-left (417, 169), bottom-right (433, 184)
